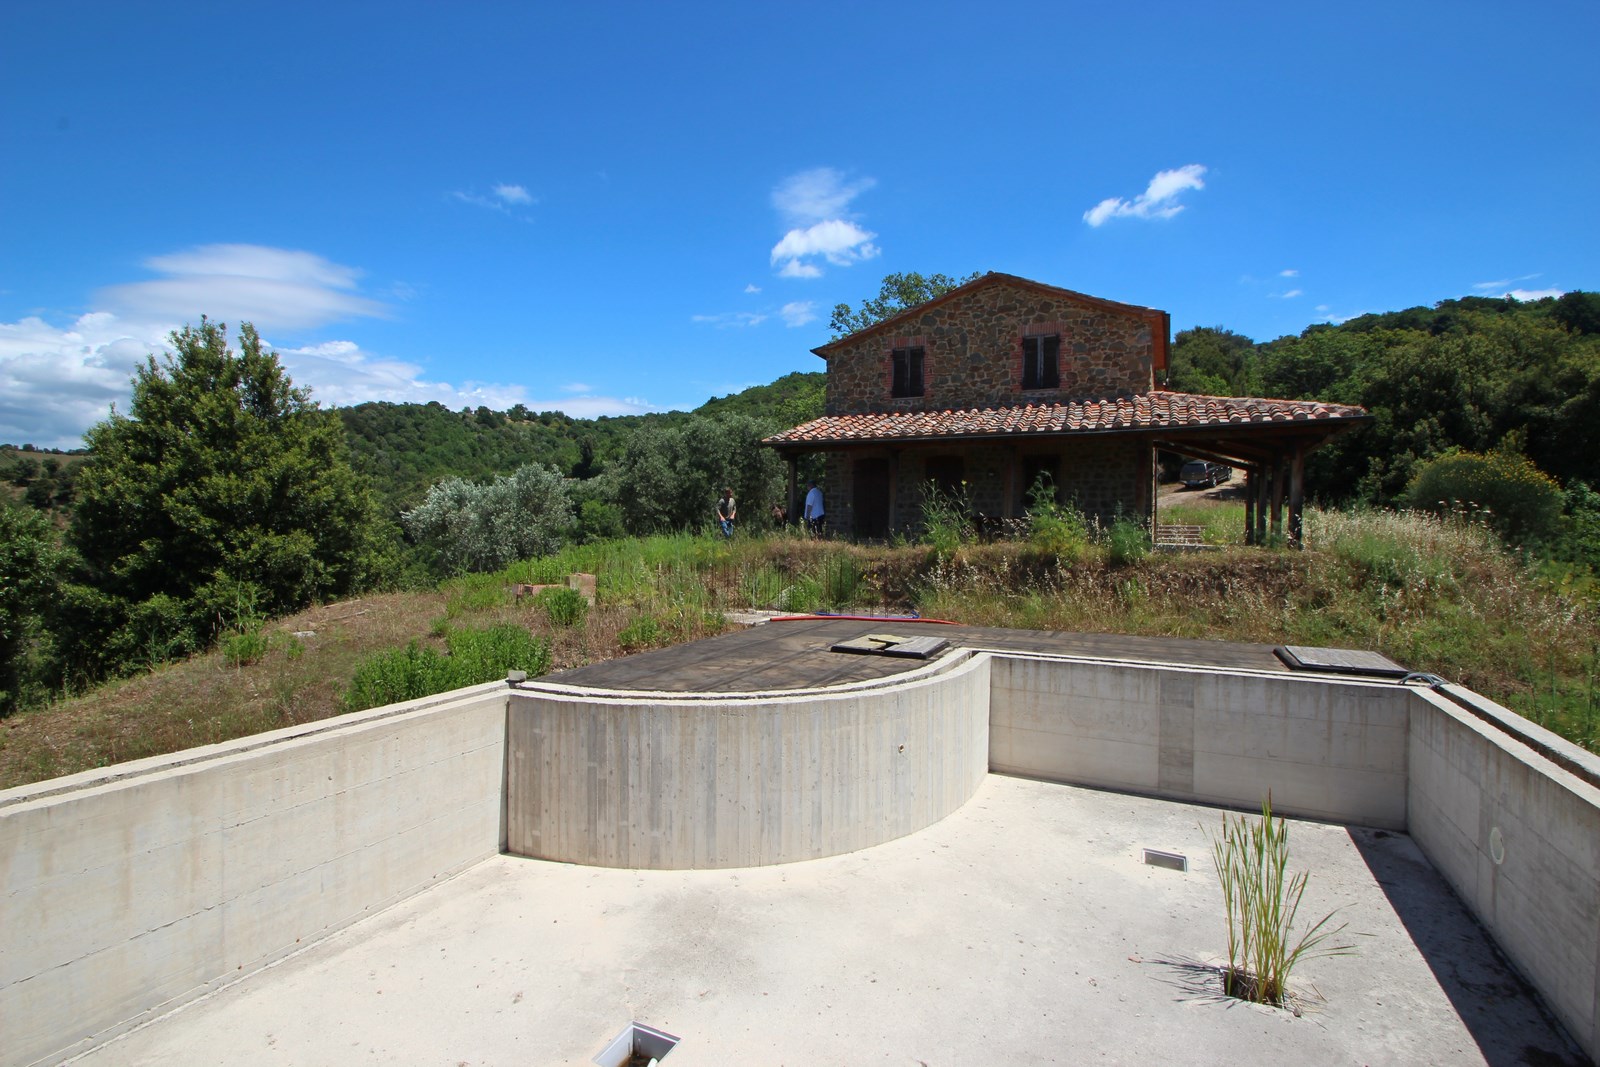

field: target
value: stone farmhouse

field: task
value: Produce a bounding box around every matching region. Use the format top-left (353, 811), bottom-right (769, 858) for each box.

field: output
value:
top-left (765, 272), bottom-right (1369, 542)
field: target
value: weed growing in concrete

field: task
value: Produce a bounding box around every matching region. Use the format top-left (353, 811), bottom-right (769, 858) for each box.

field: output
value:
top-left (1211, 794), bottom-right (1353, 1007)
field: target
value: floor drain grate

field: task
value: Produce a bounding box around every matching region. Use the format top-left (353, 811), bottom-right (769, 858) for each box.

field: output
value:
top-left (593, 1022), bottom-right (679, 1066)
top-left (1142, 848), bottom-right (1188, 872)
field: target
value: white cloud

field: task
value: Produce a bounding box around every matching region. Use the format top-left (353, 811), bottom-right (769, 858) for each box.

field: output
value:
top-left (780, 301), bottom-right (818, 328)
top-left (98, 244), bottom-right (388, 330)
top-left (777, 259), bottom-right (822, 279)
top-left (0, 313), bottom-right (163, 448)
top-left (692, 311), bottom-right (768, 328)
top-left (1280, 269), bottom-right (1299, 278)
top-left (452, 184), bottom-right (536, 216)
top-left (772, 167), bottom-right (876, 226)
top-left (1315, 304), bottom-right (1330, 313)
top-left (744, 284), bottom-right (762, 294)
top-left (1083, 164), bottom-right (1207, 227)
top-left (771, 220), bottom-right (879, 278)
top-left (1506, 288), bottom-right (1565, 302)
top-left (1275, 289), bottom-right (1303, 299)
top-left (769, 168), bottom-right (879, 278)
top-left (561, 382), bottom-right (592, 393)
top-left (1473, 273), bottom-right (1541, 291)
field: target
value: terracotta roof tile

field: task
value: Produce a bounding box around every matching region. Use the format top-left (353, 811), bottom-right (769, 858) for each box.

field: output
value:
top-left (762, 391), bottom-right (1368, 446)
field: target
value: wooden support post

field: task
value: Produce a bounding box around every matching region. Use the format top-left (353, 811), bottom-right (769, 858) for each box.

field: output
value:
top-left (1256, 464), bottom-right (1271, 545)
top-left (1288, 444), bottom-right (1306, 549)
top-left (785, 456), bottom-right (798, 527)
top-left (1002, 446), bottom-right (1017, 520)
top-left (1244, 467), bottom-right (1257, 545)
top-left (1142, 441), bottom-right (1156, 530)
top-left (1269, 452), bottom-right (1286, 542)
top-left (887, 449), bottom-right (901, 534)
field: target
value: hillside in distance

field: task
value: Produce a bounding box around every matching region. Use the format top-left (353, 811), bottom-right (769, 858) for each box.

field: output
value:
top-left (338, 370), bottom-right (825, 514)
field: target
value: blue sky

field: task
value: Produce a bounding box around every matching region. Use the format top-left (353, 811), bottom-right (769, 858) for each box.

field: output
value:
top-left (2, 0), bottom-right (1596, 448)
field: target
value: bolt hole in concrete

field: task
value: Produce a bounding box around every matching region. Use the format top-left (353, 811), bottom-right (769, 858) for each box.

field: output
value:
top-left (594, 1022), bottom-right (679, 1067)
top-left (1142, 847), bottom-right (1188, 872)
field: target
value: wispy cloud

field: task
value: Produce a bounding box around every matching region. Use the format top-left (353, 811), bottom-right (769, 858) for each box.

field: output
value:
top-left (98, 244), bottom-right (388, 330)
top-left (452, 183), bottom-right (537, 216)
top-left (780, 301), bottom-right (818, 328)
top-left (1280, 269), bottom-right (1299, 278)
top-left (773, 168), bottom-right (876, 226)
top-left (769, 167), bottom-right (880, 278)
top-left (1473, 273), bottom-right (1541, 291)
top-left (1472, 275), bottom-right (1563, 301)
top-left (1271, 288), bottom-right (1303, 299)
top-left (692, 311), bottom-right (768, 328)
top-left (744, 284), bottom-right (762, 294)
top-left (1083, 164), bottom-right (1207, 227)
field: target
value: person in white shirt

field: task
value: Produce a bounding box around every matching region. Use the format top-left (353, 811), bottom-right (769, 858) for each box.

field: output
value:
top-left (803, 481), bottom-right (825, 537)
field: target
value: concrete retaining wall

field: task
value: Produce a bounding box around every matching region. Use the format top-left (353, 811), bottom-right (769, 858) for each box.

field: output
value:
top-left (1406, 684), bottom-right (1600, 1060)
top-left (0, 683), bottom-right (509, 1067)
top-left (988, 655), bottom-right (1410, 829)
top-left (504, 655), bottom-right (991, 868)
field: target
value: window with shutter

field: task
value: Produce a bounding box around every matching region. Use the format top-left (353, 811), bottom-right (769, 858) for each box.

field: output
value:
top-left (1022, 334), bottom-right (1060, 390)
top-left (891, 346), bottom-right (925, 398)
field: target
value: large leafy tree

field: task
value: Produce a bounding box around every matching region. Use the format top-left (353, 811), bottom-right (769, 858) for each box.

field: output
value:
top-left (829, 271), bottom-right (982, 339)
top-left (69, 319), bottom-right (381, 665)
top-left (0, 503), bottom-right (63, 713)
top-left (608, 413), bottom-right (785, 535)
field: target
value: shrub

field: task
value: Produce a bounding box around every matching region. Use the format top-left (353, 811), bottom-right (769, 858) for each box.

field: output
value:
top-left (1405, 447), bottom-right (1563, 545)
top-left (403, 464), bottom-right (574, 575)
top-left (537, 586), bottom-right (588, 627)
top-left (921, 481), bottom-right (974, 559)
top-left (1105, 515), bottom-right (1151, 565)
top-left (220, 627), bottom-right (271, 667)
top-left (617, 614), bottom-right (661, 651)
top-left (1211, 795), bottom-right (1353, 1006)
top-left (1026, 482), bottom-right (1090, 561)
top-left (342, 623), bottom-right (550, 711)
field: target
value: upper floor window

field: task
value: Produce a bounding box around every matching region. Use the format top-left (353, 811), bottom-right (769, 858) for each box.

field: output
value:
top-left (1022, 334), bottom-right (1060, 390)
top-left (891, 346), bottom-right (925, 398)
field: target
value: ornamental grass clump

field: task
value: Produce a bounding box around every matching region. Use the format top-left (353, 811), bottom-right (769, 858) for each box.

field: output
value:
top-left (1211, 794), bottom-right (1354, 1006)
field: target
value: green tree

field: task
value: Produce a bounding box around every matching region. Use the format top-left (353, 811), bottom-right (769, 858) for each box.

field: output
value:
top-left (402, 464), bottom-right (574, 574)
top-left (829, 271), bottom-right (982, 339)
top-left (0, 503), bottom-right (63, 713)
top-left (69, 319), bottom-right (381, 670)
top-left (608, 413), bottom-right (785, 534)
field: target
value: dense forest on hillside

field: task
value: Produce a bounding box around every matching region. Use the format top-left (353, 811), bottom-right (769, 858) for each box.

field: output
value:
top-left (1166, 290), bottom-right (1600, 504)
top-left (336, 370), bottom-right (826, 517)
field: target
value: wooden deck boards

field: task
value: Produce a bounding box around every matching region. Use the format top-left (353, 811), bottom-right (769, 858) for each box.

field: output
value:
top-left (543, 619), bottom-right (1291, 694)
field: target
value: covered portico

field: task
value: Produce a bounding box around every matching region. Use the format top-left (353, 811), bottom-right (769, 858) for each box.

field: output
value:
top-left (764, 391), bottom-right (1369, 546)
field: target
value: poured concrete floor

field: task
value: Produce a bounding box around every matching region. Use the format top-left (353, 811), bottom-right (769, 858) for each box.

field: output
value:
top-left (75, 776), bottom-right (1582, 1066)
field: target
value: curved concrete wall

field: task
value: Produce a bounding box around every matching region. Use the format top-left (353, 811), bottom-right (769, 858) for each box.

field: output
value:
top-left (504, 653), bottom-right (991, 868)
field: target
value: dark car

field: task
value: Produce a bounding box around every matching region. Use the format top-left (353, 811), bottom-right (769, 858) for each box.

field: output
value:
top-left (1180, 460), bottom-right (1232, 489)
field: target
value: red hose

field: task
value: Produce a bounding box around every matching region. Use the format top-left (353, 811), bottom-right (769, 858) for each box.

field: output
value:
top-left (769, 614), bottom-right (961, 625)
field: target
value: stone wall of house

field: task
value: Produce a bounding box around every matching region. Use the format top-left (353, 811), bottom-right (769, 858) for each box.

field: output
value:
top-left (820, 438), bottom-right (1147, 540)
top-left (824, 280), bottom-right (1158, 415)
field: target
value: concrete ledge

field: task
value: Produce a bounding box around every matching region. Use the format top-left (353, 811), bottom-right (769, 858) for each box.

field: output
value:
top-left (504, 653), bottom-right (992, 868)
top-left (0, 683), bottom-right (510, 1067)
